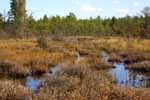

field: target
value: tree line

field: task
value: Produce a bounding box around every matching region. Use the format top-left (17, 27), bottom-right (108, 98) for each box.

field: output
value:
top-left (0, 0), bottom-right (150, 38)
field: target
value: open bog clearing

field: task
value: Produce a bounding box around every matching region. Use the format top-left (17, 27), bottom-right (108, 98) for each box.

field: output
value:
top-left (0, 0), bottom-right (150, 99)
top-left (0, 37), bottom-right (150, 100)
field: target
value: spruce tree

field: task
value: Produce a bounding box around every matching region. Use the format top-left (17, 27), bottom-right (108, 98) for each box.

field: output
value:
top-left (0, 13), bottom-right (2, 30)
top-left (10, 0), bottom-right (26, 37)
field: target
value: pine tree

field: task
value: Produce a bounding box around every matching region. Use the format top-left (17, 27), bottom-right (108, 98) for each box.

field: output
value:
top-left (0, 13), bottom-right (2, 30)
top-left (141, 7), bottom-right (150, 38)
top-left (10, 0), bottom-right (26, 37)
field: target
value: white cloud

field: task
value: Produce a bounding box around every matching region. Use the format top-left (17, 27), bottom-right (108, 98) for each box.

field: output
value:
top-left (112, 0), bottom-right (120, 5)
top-left (81, 4), bottom-right (96, 12)
top-left (80, 3), bottom-right (103, 18)
top-left (81, 4), bottom-right (103, 13)
top-left (117, 9), bottom-right (128, 17)
top-left (133, 2), bottom-right (139, 7)
top-left (97, 8), bottom-right (103, 12)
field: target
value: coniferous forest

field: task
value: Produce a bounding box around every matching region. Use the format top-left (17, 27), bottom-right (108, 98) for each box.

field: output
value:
top-left (0, 0), bottom-right (150, 100)
top-left (0, 0), bottom-right (150, 38)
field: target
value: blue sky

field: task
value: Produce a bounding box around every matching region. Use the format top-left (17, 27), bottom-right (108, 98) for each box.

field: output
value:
top-left (0, 0), bottom-right (150, 19)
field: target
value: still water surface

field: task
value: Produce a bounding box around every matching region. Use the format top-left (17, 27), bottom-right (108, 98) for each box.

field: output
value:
top-left (102, 52), bottom-right (150, 88)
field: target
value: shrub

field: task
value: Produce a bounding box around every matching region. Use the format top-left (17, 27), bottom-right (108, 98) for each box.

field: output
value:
top-left (37, 36), bottom-right (48, 49)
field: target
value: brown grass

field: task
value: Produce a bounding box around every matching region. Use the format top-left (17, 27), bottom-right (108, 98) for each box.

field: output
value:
top-left (94, 57), bottom-right (114, 69)
top-left (126, 61), bottom-right (150, 71)
top-left (32, 64), bottom-right (150, 100)
top-left (0, 39), bottom-right (73, 77)
top-left (33, 65), bottom-right (113, 100)
top-left (0, 60), bottom-right (30, 78)
top-left (0, 37), bottom-right (150, 99)
top-left (98, 37), bottom-right (150, 53)
top-left (119, 51), bottom-right (150, 64)
top-left (0, 80), bottom-right (32, 100)
top-left (0, 61), bottom-right (150, 100)
top-left (0, 37), bottom-right (149, 77)
top-left (108, 53), bottom-right (121, 62)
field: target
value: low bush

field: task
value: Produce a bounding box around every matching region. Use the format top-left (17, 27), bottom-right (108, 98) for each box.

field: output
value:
top-left (37, 36), bottom-right (48, 49)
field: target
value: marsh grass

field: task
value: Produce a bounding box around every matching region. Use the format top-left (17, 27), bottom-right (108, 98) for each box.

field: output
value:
top-left (0, 60), bottom-right (30, 78)
top-left (32, 64), bottom-right (150, 100)
top-left (98, 37), bottom-right (150, 53)
top-left (0, 39), bottom-right (72, 78)
top-left (126, 61), bottom-right (150, 71)
top-left (119, 51), bottom-right (150, 64)
top-left (0, 61), bottom-right (150, 100)
top-left (108, 53), bottom-right (121, 63)
top-left (0, 37), bottom-right (150, 99)
top-left (0, 80), bottom-right (32, 100)
top-left (0, 37), bottom-right (149, 78)
top-left (33, 65), bottom-right (113, 100)
top-left (94, 58), bottom-right (114, 69)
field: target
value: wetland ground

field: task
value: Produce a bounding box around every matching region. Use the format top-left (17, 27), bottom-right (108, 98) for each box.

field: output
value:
top-left (0, 36), bottom-right (150, 100)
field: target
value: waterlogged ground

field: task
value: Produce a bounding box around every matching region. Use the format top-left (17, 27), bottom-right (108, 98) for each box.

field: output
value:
top-left (0, 37), bottom-right (150, 100)
top-left (111, 63), bottom-right (150, 88)
top-left (25, 64), bottom-right (61, 93)
top-left (103, 52), bottom-right (150, 88)
top-left (25, 51), bottom-right (150, 94)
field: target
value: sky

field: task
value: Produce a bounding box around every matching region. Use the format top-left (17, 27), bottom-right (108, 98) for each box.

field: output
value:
top-left (0, 0), bottom-right (150, 19)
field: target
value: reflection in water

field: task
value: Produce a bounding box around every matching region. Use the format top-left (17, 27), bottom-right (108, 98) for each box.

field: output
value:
top-left (111, 63), bottom-right (150, 88)
top-left (26, 76), bottom-right (41, 93)
top-left (25, 65), bottom-right (61, 93)
top-left (102, 52), bottom-right (150, 88)
top-left (111, 63), bottom-right (128, 87)
top-left (25, 53), bottom-right (80, 93)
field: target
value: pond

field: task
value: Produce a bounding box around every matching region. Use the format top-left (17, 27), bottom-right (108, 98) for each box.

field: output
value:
top-left (25, 52), bottom-right (81, 93)
top-left (102, 52), bottom-right (150, 88)
top-left (25, 64), bottom-right (61, 93)
top-left (111, 63), bottom-right (150, 88)
top-left (25, 52), bottom-right (150, 93)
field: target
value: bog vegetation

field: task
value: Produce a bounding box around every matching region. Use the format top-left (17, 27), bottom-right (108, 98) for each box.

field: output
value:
top-left (0, 37), bottom-right (149, 100)
top-left (0, 0), bottom-right (150, 100)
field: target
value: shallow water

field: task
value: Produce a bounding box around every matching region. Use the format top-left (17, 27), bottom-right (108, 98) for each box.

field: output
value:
top-left (25, 52), bottom-right (81, 93)
top-left (111, 63), bottom-right (150, 88)
top-left (26, 76), bottom-right (42, 93)
top-left (25, 52), bottom-right (150, 92)
top-left (25, 65), bottom-right (61, 93)
top-left (102, 52), bottom-right (150, 88)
